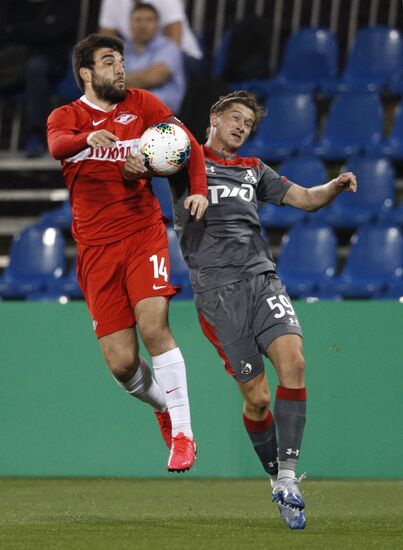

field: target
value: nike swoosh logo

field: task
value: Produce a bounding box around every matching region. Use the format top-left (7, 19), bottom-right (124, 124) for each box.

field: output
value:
top-left (166, 387), bottom-right (181, 394)
top-left (92, 118), bottom-right (107, 126)
top-left (153, 284), bottom-right (167, 290)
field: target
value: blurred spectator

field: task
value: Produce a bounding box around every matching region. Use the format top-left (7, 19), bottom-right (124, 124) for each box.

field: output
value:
top-left (0, 0), bottom-right (79, 157)
top-left (98, 0), bottom-right (204, 82)
top-left (124, 4), bottom-right (185, 113)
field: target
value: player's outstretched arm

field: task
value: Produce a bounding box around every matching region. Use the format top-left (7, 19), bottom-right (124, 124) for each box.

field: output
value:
top-left (282, 171), bottom-right (357, 212)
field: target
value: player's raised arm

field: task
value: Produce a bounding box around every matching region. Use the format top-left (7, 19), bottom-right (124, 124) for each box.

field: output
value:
top-left (282, 172), bottom-right (357, 212)
top-left (164, 116), bottom-right (209, 220)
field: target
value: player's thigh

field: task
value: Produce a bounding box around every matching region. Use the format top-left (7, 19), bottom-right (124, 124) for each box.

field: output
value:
top-left (266, 333), bottom-right (305, 387)
top-left (195, 281), bottom-right (265, 383)
top-left (134, 295), bottom-right (177, 355)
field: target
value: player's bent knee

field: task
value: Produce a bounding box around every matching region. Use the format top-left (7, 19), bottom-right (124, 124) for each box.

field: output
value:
top-left (103, 348), bottom-right (138, 380)
top-left (245, 390), bottom-right (271, 412)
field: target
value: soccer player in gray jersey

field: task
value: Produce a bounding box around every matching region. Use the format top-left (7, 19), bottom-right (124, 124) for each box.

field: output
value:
top-left (169, 91), bottom-right (357, 529)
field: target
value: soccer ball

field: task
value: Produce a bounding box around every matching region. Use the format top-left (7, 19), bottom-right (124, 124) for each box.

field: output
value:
top-left (139, 122), bottom-right (191, 176)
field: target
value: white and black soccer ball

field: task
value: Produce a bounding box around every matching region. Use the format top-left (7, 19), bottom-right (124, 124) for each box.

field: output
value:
top-left (139, 122), bottom-right (191, 176)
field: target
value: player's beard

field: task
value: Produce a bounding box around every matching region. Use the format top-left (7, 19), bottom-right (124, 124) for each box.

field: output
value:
top-left (92, 73), bottom-right (127, 103)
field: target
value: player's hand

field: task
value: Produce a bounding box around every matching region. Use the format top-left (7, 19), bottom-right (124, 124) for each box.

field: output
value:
top-left (121, 152), bottom-right (153, 180)
top-left (86, 130), bottom-right (119, 148)
top-left (184, 194), bottom-right (209, 221)
top-left (334, 172), bottom-right (357, 193)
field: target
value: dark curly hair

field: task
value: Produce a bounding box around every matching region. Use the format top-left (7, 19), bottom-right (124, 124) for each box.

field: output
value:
top-left (72, 33), bottom-right (124, 92)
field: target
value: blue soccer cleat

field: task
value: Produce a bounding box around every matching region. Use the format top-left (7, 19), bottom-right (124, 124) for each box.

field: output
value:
top-left (272, 473), bottom-right (306, 529)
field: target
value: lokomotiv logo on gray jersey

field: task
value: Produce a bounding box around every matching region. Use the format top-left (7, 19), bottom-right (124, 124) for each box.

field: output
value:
top-left (206, 162), bottom-right (258, 204)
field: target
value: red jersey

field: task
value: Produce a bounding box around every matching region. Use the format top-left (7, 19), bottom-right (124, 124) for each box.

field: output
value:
top-left (47, 88), bottom-right (207, 245)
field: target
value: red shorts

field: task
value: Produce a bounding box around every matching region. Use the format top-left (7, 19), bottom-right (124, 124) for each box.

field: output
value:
top-left (77, 223), bottom-right (176, 338)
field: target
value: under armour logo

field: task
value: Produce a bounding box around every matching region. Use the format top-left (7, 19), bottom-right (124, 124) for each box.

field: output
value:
top-left (286, 448), bottom-right (300, 456)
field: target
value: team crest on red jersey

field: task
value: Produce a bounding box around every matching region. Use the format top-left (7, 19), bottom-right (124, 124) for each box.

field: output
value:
top-left (114, 113), bottom-right (137, 125)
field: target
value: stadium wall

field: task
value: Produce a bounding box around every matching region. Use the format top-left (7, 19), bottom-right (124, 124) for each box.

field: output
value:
top-left (0, 301), bottom-right (402, 479)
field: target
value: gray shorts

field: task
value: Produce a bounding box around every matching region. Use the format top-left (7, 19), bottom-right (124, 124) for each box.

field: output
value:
top-left (195, 272), bottom-right (303, 382)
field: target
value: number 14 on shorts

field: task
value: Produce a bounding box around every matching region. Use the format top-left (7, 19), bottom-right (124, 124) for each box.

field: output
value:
top-left (150, 254), bottom-right (168, 283)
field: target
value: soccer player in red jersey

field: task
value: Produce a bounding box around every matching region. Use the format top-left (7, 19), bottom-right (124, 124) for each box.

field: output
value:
top-left (47, 34), bottom-right (208, 472)
top-left (170, 91), bottom-right (357, 526)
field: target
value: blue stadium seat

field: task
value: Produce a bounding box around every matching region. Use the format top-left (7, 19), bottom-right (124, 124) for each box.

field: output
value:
top-left (46, 257), bottom-right (83, 299)
top-left (315, 155), bottom-right (395, 228)
top-left (371, 99), bottom-right (403, 160)
top-left (151, 178), bottom-right (173, 224)
top-left (0, 225), bottom-right (66, 298)
top-left (40, 199), bottom-right (72, 230)
top-left (240, 92), bottom-right (316, 161)
top-left (377, 202), bottom-right (403, 226)
top-left (167, 228), bottom-right (192, 298)
top-left (322, 26), bottom-right (403, 94)
top-left (379, 279), bottom-right (403, 299)
top-left (311, 92), bottom-right (383, 160)
top-left (265, 28), bottom-right (339, 94)
top-left (259, 154), bottom-right (327, 228)
top-left (320, 223), bottom-right (403, 298)
top-left (276, 221), bottom-right (338, 297)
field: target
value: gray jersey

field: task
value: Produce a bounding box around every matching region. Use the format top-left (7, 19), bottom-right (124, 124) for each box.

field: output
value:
top-left (169, 145), bottom-right (294, 292)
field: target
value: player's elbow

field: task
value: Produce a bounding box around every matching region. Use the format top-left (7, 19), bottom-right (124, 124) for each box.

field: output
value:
top-left (48, 145), bottom-right (64, 160)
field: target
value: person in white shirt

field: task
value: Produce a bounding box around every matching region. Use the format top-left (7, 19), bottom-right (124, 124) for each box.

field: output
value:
top-left (98, 0), bottom-right (204, 82)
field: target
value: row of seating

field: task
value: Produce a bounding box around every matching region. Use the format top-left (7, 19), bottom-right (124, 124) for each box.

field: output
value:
top-left (0, 221), bottom-right (401, 301)
top-left (277, 221), bottom-right (403, 299)
top-left (214, 26), bottom-right (403, 96)
top-left (259, 153), bottom-right (402, 229)
top-left (239, 90), bottom-right (403, 162)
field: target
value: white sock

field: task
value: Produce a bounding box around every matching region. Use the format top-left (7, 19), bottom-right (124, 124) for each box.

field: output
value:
top-left (115, 357), bottom-right (167, 412)
top-left (152, 347), bottom-right (193, 438)
top-left (277, 469), bottom-right (296, 481)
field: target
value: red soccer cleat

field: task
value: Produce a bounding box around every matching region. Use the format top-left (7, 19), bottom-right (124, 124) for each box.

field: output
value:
top-left (167, 432), bottom-right (196, 472)
top-left (154, 409), bottom-right (172, 449)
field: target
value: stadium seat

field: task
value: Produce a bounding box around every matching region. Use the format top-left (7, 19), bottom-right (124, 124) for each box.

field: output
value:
top-left (264, 28), bottom-right (339, 94)
top-left (151, 178), bottom-right (173, 224)
top-left (371, 98), bottom-right (403, 160)
top-left (379, 279), bottom-right (403, 299)
top-left (322, 26), bottom-right (403, 94)
top-left (259, 154), bottom-right (327, 228)
top-left (315, 155), bottom-right (395, 228)
top-left (276, 221), bottom-right (338, 297)
top-left (0, 225), bottom-right (66, 298)
top-left (311, 92), bottom-right (383, 160)
top-left (240, 92), bottom-right (316, 161)
top-left (320, 223), bottom-right (403, 298)
top-left (46, 257), bottom-right (83, 299)
top-left (40, 199), bottom-right (72, 230)
top-left (167, 228), bottom-right (192, 298)
top-left (377, 202), bottom-right (403, 226)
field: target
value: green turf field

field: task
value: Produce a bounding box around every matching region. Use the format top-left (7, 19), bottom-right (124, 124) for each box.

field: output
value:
top-left (1, 479), bottom-right (402, 550)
